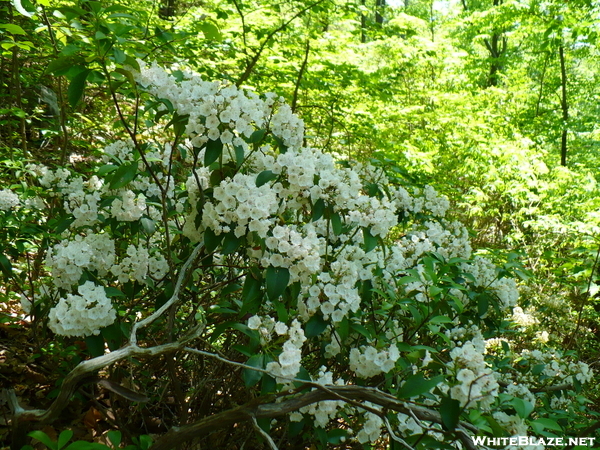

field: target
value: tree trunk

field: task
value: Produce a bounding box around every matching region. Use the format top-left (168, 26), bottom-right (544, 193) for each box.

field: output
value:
top-left (375, 0), bottom-right (385, 25)
top-left (559, 44), bottom-right (568, 166)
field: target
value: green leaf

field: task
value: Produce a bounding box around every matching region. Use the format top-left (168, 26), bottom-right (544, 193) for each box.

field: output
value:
top-left (234, 145), bottom-right (244, 166)
top-left (138, 435), bottom-right (153, 450)
top-left (104, 287), bottom-right (126, 298)
top-left (114, 67), bottom-right (135, 86)
top-left (204, 227), bottom-right (223, 253)
top-left (222, 231), bottom-right (242, 254)
top-left (109, 162), bottom-right (137, 190)
top-left (430, 315), bottom-right (453, 324)
top-left (266, 266), bottom-right (289, 300)
top-left (57, 430), bottom-right (73, 450)
top-left (97, 164), bottom-right (118, 176)
top-left (511, 397), bottom-right (534, 419)
top-left (330, 212), bottom-right (343, 235)
top-left (532, 363), bottom-right (545, 376)
top-left (107, 431), bottom-right (121, 449)
top-left (248, 129), bottom-right (266, 144)
top-left (68, 69), bottom-right (91, 107)
top-left (312, 198), bottom-right (325, 221)
top-left (397, 373), bottom-right (443, 399)
top-left (85, 334), bottom-right (105, 358)
top-left (241, 273), bottom-right (262, 316)
top-left (63, 442), bottom-right (97, 450)
top-left (242, 354), bottom-right (264, 387)
top-left (140, 217), bottom-right (156, 235)
top-left (363, 227), bottom-right (378, 252)
top-left (0, 253), bottom-right (12, 277)
top-left (305, 314), bottom-right (327, 338)
top-left (256, 170), bottom-right (277, 187)
top-left (439, 396), bottom-right (461, 431)
top-left (531, 418), bottom-right (563, 432)
top-left (204, 138), bottom-right (223, 166)
top-left (198, 22), bottom-right (222, 41)
top-left (28, 431), bottom-right (57, 450)
top-left (0, 24), bottom-right (27, 35)
top-left (327, 429), bottom-right (348, 444)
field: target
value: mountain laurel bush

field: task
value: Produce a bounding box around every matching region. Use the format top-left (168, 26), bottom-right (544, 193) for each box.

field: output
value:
top-left (2, 60), bottom-right (593, 449)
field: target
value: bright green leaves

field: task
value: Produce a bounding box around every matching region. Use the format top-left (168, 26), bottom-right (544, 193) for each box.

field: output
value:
top-left (0, 24), bottom-right (27, 35)
top-left (198, 22), bottom-right (222, 41)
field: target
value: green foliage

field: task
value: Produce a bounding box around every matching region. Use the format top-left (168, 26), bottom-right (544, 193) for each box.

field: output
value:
top-left (2, 0), bottom-right (600, 449)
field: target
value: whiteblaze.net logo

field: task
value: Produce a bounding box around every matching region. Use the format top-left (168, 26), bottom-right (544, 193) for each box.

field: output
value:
top-left (470, 436), bottom-right (597, 447)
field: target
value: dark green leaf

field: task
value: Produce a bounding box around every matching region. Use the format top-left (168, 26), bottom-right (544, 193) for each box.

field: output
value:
top-left (305, 314), bottom-right (328, 338)
top-left (440, 396), bottom-right (461, 431)
top-left (204, 138), bottom-right (223, 166)
top-left (107, 431), bottom-right (122, 449)
top-left (204, 227), bottom-right (223, 253)
top-left (109, 162), bottom-right (137, 190)
top-left (0, 254), bottom-right (12, 277)
top-left (397, 373), bottom-right (443, 399)
top-left (104, 287), bottom-right (126, 297)
top-left (330, 212), bottom-right (343, 235)
top-left (222, 231), bottom-right (242, 254)
top-left (68, 69), bottom-right (91, 107)
top-left (312, 198), bottom-right (325, 221)
top-left (363, 227), bottom-right (378, 252)
top-left (256, 170), bottom-right (277, 187)
top-left (511, 397), bottom-right (534, 419)
top-left (242, 354), bottom-right (264, 387)
top-left (248, 129), bottom-right (266, 144)
top-left (28, 431), bottom-right (57, 450)
top-left (266, 266), bottom-right (290, 300)
top-left (85, 334), bottom-right (105, 358)
top-left (97, 164), bottom-right (118, 176)
top-left (57, 430), bottom-right (73, 450)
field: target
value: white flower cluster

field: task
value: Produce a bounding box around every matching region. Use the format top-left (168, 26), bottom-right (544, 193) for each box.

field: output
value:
top-left (111, 244), bottom-right (169, 284)
top-left (397, 412), bottom-right (423, 436)
top-left (356, 411), bottom-right (383, 444)
top-left (260, 319), bottom-right (306, 381)
top-left (516, 349), bottom-right (594, 385)
top-left (47, 233), bottom-right (116, 289)
top-left (202, 173), bottom-right (280, 237)
top-left (296, 368), bottom-right (347, 428)
top-left (448, 336), bottom-right (499, 409)
top-left (0, 189), bottom-right (20, 211)
top-left (461, 256), bottom-right (519, 311)
top-left (48, 281), bottom-right (116, 337)
top-left (111, 190), bottom-right (146, 222)
top-left (511, 306), bottom-right (538, 328)
top-left (349, 344), bottom-right (400, 378)
top-left (132, 60), bottom-right (304, 150)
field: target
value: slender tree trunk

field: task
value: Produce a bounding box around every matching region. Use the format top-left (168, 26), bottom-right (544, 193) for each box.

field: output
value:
top-left (375, 0), bottom-right (385, 25)
top-left (159, 0), bottom-right (176, 19)
top-left (292, 39), bottom-right (310, 113)
top-left (559, 44), bottom-right (568, 166)
top-left (361, 0), bottom-right (366, 43)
